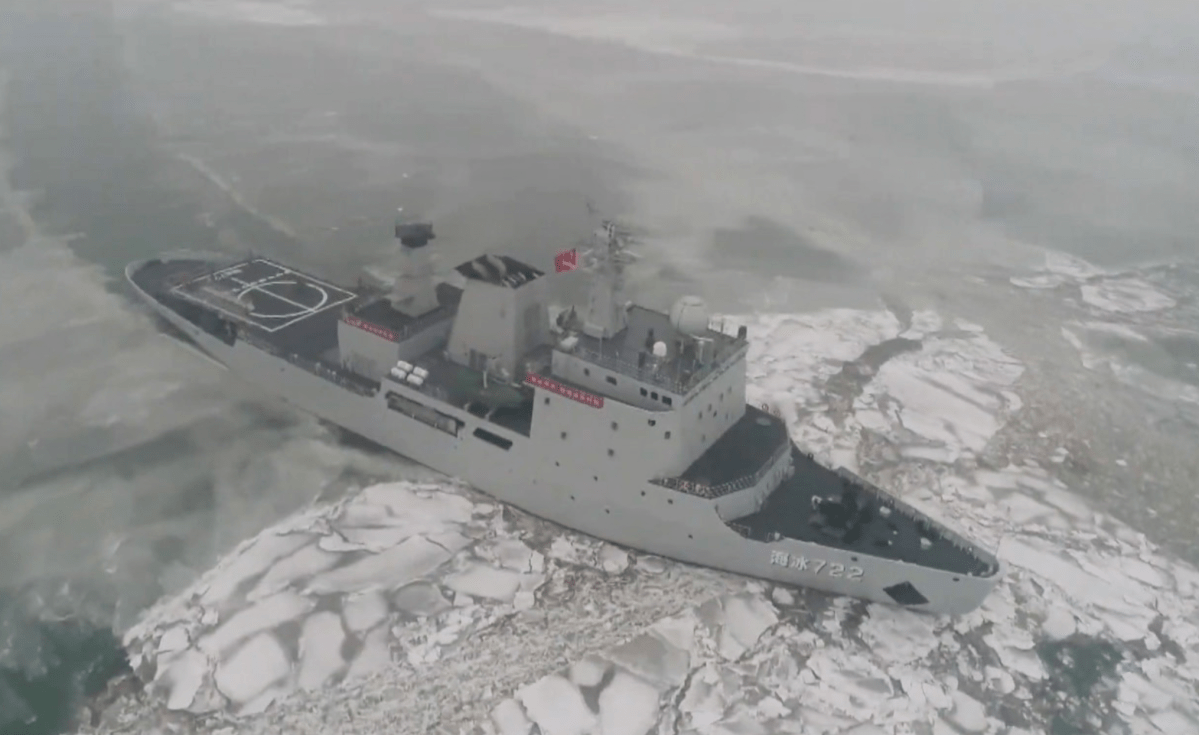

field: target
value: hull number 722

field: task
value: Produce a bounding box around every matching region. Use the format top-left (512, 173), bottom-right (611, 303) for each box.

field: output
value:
top-left (770, 551), bottom-right (864, 580)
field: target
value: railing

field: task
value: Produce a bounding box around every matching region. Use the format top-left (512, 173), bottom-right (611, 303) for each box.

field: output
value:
top-left (830, 467), bottom-right (1000, 575)
top-left (652, 438), bottom-right (791, 499)
top-left (569, 340), bottom-right (748, 398)
top-left (239, 331), bottom-right (379, 398)
top-left (342, 302), bottom-right (454, 343)
top-left (164, 266), bottom-right (217, 290)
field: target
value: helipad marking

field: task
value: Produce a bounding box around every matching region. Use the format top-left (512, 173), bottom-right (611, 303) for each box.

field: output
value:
top-left (172, 259), bottom-right (356, 333)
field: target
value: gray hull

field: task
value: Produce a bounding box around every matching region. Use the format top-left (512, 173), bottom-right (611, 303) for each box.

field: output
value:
top-left (127, 256), bottom-right (1002, 615)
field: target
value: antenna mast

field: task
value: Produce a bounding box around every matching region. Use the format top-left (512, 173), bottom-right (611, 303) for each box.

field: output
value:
top-left (579, 204), bottom-right (636, 339)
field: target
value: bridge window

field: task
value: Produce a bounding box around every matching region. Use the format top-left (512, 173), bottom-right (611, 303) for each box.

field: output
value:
top-left (640, 387), bottom-right (648, 397)
top-left (606, 375), bottom-right (617, 385)
top-left (651, 391), bottom-right (659, 400)
top-left (663, 396), bottom-right (673, 406)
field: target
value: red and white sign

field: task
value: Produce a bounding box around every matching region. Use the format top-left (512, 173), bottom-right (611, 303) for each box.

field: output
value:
top-left (525, 373), bottom-right (603, 409)
top-left (343, 314), bottom-right (398, 342)
top-left (554, 248), bottom-right (579, 273)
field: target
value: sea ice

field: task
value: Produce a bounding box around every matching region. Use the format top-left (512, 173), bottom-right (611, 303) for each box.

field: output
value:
top-left (197, 532), bottom-right (313, 607)
top-left (599, 544), bottom-right (630, 574)
top-left (163, 649), bottom-right (207, 711)
top-left (491, 698), bottom-right (535, 735)
top-left (248, 542), bottom-right (341, 600)
top-left (296, 612), bottom-right (346, 690)
top-left (443, 563), bottom-right (525, 602)
top-left (392, 581), bottom-right (452, 617)
top-left (213, 633), bottom-right (290, 705)
top-left (344, 626), bottom-right (392, 682)
top-left (305, 534), bottom-right (464, 594)
top-left (198, 591), bottom-right (314, 656)
top-left (1080, 279), bottom-right (1177, 314)
top-left (518, 675), bottom-right (596, 735)
top-left (946, 691), bottom-right (987, 732)
top-left (342, 590), bottom-right (389, 634)
top-left (597, 670), bottom-right (663, 735)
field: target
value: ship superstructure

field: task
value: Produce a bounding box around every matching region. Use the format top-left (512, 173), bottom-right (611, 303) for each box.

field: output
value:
top-left (127, 213), bottom-right (1003, 614)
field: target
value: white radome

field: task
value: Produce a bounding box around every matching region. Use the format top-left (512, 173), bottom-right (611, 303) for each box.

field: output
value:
top-left (670, 295), bottom-right (709, 336)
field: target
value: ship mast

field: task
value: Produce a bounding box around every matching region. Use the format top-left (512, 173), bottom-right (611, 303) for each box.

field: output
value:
top-left (579, 215), bottom-right (635, 339)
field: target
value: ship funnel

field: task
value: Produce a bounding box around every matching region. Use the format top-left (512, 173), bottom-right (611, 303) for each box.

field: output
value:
top-left (389, 212), bottom-right (440, 317)
top-left (395, 220), bottom-right (435, 248)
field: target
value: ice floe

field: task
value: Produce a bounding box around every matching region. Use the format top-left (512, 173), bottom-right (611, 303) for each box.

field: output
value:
top-left (99, 307), bottom-right (1199, 735)
top-left (1011, 253), bottom-right (1199, 409)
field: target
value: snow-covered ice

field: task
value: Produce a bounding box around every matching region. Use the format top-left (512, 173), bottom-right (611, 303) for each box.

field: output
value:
top-left (99, 307), bottom-right (1199, 735)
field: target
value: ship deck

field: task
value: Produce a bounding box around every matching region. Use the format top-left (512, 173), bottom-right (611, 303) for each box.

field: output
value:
top-left (130, 256), bottom-right (361, 356)
top-left (132, 256), bottom-right (460, 358)
top-left (678, 405), bottom-right (788, 487)
top-left (733, 448), bottom-right (996, 578)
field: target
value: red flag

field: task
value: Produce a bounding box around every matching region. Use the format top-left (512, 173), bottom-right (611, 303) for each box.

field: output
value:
top-left (554, 248), bottom-right (578, 273)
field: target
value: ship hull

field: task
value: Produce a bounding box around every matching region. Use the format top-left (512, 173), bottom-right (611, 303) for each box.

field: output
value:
top-left (128, 259), bottom-right (1001, 615)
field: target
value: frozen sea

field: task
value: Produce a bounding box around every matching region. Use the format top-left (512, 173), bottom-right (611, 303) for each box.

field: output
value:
top-left (0, 1), bottom-right (1197, 734)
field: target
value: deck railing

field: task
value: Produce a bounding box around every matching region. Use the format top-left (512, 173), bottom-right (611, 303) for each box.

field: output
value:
top-left (568, 340), bottom-right (748, 398)
top-left (830, 466), bottom-right (1000, 575)
top-left (652, 438), bottom-right (790, 499)
top-left (342, 302), bottom-right (454, 343)
top-left (239, 331), bottom-right (379, 398)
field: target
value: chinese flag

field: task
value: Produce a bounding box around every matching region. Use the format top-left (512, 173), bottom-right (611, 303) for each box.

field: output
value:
top-left (554, 248), bottom-right (579, 273)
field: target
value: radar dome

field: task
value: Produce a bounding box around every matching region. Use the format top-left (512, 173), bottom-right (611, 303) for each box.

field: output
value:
top-left (652, 341), bottom-right (667, 358)
top-left (670, 295), bottom-right (709, 336)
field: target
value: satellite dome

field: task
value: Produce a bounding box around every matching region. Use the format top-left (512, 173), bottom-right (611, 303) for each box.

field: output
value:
top-left (670, 296), bottom-right (709, 336)
top-left (652, 341), bottom-right (668, 358)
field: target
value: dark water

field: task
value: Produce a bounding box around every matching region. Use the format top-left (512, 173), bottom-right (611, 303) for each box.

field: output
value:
top-left (0, 3), bottom-right (296, 731)
top-left (0, 585), bottom-right (129, 735)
